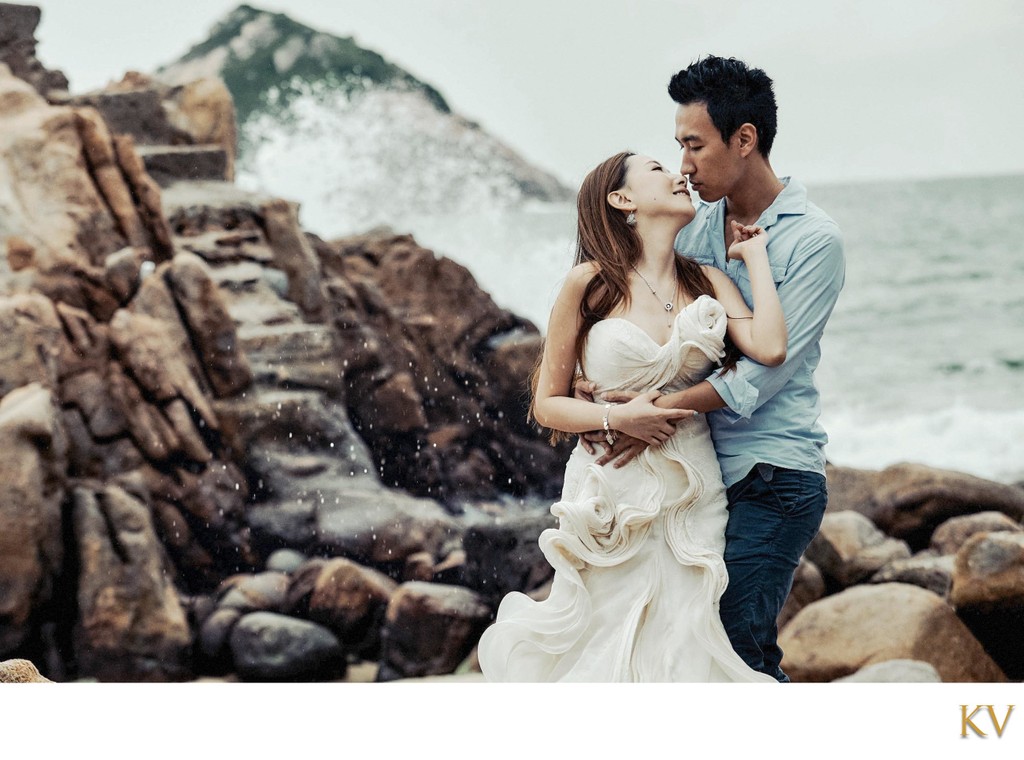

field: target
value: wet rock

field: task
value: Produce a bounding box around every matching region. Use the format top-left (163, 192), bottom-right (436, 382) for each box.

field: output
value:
top-left (377, 582), bottom-right (491, 681)
top-left (217, 572), bottom-right (290, 614)
top-left (779, 583), bottom-right (1006, 683)
top-left (307, 557), bottom-right (398, 657)
top-left (313, 484), bottom-right (460, 566)
top-left (197, 607), bottom-right (242, 673)
top-left (462, 513), bottom-right (557, 604)
top-left (229, 611), bottom-right (344, 681)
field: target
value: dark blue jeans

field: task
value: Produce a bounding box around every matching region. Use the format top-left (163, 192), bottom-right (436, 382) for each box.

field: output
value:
top-left (719, 463), bottom-right (828, 682)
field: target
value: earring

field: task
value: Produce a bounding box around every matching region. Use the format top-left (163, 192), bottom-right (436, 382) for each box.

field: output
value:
top-left (626, 211), bottom-right (637, 227)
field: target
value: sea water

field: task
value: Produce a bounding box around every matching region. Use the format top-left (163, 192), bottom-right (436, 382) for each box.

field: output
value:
top-left (306, 174), bottom-right (1024, 485)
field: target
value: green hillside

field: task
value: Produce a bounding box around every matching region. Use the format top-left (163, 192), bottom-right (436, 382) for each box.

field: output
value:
top-left (170, 4), bottom-right (450, 124)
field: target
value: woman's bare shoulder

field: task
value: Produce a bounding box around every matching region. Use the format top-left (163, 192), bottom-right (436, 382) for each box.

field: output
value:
top-left (562, 261), bottom-right (601, 292)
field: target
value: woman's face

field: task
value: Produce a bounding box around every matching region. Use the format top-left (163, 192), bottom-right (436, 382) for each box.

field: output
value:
top-left (619, 154), bottom-right (695, 225)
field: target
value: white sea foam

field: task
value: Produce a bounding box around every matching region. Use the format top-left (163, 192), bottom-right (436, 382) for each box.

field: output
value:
top-left (822, 403), bottom-right (1024, 484)
top-left (235, 84), bottom-right (566, 239)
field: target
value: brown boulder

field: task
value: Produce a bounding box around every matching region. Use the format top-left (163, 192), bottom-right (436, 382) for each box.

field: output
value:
top-left (107, 308), bottom-right (218, 431)
top-left (825, 463), bottom-right (1024, 550)
top-left (804, 510), bottom-right (911, 589)
top-left (0, 293), bottom-right (62, 398)
top-left (165, 251), bottom-right (252, 397)
top-left (0, 383), bottom-right (66, 656)
top-left (778, 557), bottom-right (826, 629)
top-left (0, 6), bottom-right (68, 98)
top-left (377, 582), bottom-right (491, 681)
top-left (74, 106), bottom-right (149, 249)
top-left (0, 65), bottom-right (124, 266)
top-left (950, 532), bottom-right (1024, 679)
top-left (72, 484), bottom-right (191, 681)
top-left (779, 583), bottom-right (1006, 682)
top-left (307, 557), bottom-right (398, 656)
top-left (261, 199), bottom-right (325, 320)
top-left (217, 572), bottom-right (290, 614)
top-left (931, 511), bottom-right (1022, 556)
top-left (165, 78), bottom-right (237, 180)
top-left (111, 134), bottom-right (174, 260)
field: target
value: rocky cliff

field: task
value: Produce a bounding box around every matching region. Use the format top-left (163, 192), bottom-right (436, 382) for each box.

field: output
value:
top-left (0, 2), bottom-right (569, 681)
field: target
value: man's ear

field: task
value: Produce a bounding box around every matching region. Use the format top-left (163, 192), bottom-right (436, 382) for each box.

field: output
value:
top-left (607, 190), bottom-right (635, 212)
top-left (734, 123), bottom-right (758, 157)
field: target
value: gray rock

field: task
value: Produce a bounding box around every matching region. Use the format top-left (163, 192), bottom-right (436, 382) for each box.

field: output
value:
top-left (870, 554), bottom-right (955, 598)
top-left (217, 571), bottom-right (290, 613)
top-left (229, 611), bottom-right (344, 682)
top-left (462, 512), bottom-right (557, 603)
top-left (266, 549), bottom-right (308, 574)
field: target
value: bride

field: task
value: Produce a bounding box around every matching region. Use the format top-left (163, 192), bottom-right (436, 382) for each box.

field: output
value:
top-left (477, 151), bottom-right (785, 682)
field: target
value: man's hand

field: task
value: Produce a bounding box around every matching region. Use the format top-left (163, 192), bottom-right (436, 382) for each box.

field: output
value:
top-left (594, 433), bottom-right (648, 468)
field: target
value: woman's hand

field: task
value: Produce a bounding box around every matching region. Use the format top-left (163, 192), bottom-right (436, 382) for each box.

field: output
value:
top-left (607, 389), bottom-right (693, 446)
top-left (726, 220), bottom-right (768, 262)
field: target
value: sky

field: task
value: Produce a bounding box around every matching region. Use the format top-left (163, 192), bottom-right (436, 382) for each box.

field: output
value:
top-left (27, 0), bottom-right (1024, 186)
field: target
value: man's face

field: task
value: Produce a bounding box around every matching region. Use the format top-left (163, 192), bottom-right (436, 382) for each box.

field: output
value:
top-left (674, 102), bottom-right (742, 203)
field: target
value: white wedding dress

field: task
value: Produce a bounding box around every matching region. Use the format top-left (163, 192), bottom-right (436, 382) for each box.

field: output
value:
top-left (478, 295), bottom-right (776, 682)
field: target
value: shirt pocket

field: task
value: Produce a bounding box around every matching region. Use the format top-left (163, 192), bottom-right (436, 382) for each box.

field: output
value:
top-left (734, 261), bottom-right (788, 291)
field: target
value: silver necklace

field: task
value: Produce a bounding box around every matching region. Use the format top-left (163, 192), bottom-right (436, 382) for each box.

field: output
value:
top-left (632, 265), bottom-right (676, 312)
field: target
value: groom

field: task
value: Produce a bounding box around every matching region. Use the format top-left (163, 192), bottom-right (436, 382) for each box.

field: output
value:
top-left (591, 55), bottom-right (845, 681)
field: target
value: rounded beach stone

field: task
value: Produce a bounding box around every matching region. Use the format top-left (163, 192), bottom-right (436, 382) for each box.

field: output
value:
top-left (229, 611), bottom-right (344, 682)
top-left (779, 582), bottom-right (1006, 682)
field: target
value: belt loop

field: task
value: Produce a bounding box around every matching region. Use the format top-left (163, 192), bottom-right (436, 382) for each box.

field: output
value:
top-left (756, 462), bottom-right (775, 482)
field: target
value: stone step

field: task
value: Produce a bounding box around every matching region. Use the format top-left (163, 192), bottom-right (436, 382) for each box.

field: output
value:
top-left (236, 322), bottom-right (342, 390)
top-left (237, 322), bottom-right (336, 360)
top-left (161, 180), bottom-right (273, 236)
top-left (69, 88), bottom-right (175, 144)
top-left (137, 144), bottom-right (229, 185)
top-left (174, 230), bottom-right (275, 265)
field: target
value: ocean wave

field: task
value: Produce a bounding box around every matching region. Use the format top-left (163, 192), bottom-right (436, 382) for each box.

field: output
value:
top-left (821, 403), bottom-right (1024, 484)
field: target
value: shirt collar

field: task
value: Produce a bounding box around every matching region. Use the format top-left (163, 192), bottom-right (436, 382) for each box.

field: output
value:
top-left (701, 176), bottom-right (808, 228)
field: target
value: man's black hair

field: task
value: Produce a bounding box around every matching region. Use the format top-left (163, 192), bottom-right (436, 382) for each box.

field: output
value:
top-left (668, 55), bottom-right (778, 157)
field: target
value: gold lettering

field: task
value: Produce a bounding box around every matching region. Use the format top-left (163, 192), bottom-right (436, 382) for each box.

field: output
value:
top-left (961, 705), bottom-right (986, 738)
top-left (988, 705), bottom-right (1014, 738)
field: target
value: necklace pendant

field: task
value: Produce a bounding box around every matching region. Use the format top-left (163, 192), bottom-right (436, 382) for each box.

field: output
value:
top-left (664, 302), bottom-right (673, 312)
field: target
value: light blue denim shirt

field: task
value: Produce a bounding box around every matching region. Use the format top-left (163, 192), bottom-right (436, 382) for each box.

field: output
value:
top-left (674, 177), bottom-right (845, 487)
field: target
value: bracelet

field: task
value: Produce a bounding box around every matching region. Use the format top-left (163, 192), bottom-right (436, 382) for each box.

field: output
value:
top-left (602, 403), bottom-right (615, 446)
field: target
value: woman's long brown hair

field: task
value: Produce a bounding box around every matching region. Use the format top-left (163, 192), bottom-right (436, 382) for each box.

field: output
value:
top-left (529, 151), bottom-right (737, 444)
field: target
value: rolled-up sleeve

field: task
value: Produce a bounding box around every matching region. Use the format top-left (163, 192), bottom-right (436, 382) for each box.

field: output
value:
top-left (708, 226), bottom-right (845, 421)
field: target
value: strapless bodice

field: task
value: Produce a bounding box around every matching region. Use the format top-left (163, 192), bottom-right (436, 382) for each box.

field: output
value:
top-left (582, 294), bottom-right (727, 396)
